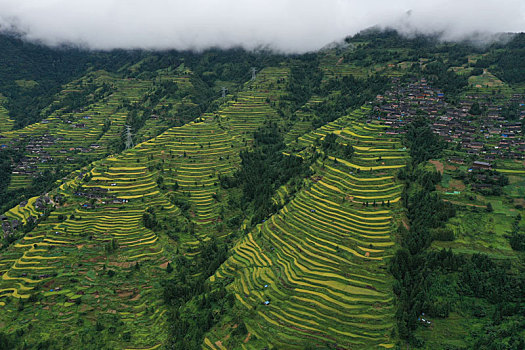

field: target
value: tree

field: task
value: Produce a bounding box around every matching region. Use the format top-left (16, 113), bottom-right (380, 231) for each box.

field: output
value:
top-left (501, 102), bottom-right (521, 121)
top-left (405, 117), bottom-right (444, 165)
top-left (469, 102), bottom-right (482, 115)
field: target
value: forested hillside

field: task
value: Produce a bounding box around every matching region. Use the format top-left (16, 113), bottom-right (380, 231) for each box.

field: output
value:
top-left (0, 30), bottom-right (523, 349)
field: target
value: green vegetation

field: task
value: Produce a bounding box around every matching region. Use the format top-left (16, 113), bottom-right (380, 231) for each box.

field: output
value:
top-left (163, 238), bottom-right (232, 349)
top-left (0, 30), bottom-right (523, 349)
top-left (404, 117), bottom-right (445, 165)
top-left (312, 74), bottom-right (390, 128)
top-left (320, 132), bottom-right (355, 159)
top-left (391, 119), bottom-right (456, 343)
top-left (423, 60), bottom-right (469, 98)
top-left (392, 119), bottom-right (525, 348)
top-left (228, 121), bottom-right (311, 225)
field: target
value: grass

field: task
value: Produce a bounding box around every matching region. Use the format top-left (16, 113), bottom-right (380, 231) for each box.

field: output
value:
top-left (432, 156), bottom-right (524, 259)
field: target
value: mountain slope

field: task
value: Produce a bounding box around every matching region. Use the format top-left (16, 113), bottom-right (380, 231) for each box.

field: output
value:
top-left (0, 67), bottom-right (288, 349)
top-left (0, 31), bottom-right (523, 349)
top-left (205, 107), bottom-right (407, 349)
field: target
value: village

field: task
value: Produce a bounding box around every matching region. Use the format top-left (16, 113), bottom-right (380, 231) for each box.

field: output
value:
top-left (1, 127), bottom-right (103, 180)
top-left (373, 78), bottom-right (525, 164)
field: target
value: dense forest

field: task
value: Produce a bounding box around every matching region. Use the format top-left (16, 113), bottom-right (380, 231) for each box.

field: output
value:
top-left (221, 122), bottom-right (311, 226)
top-left (313, 74), bottom-right (390, 127)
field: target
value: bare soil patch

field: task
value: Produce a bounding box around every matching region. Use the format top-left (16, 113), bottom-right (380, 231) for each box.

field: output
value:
top-left (159, 261), bottom-right (171, 269)
top-left (117, 291), bottom-right (133, 298)
top-left (514, 198), bottom-right (525, 207)
top-left (402, 218), bottom-right (410, 231)
top-left (243, 332), bottom-right (252, 343)
top-left (429, 160), bottom-right (444, 174)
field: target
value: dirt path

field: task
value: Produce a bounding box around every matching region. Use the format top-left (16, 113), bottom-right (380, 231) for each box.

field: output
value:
top-left (402, 218), bottom-right (410, 230)
top-left (243, 333), bottom-right (251, 343)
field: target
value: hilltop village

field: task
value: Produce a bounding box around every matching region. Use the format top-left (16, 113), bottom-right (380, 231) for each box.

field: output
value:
top-left (374, 78), bottom-right (525, 162)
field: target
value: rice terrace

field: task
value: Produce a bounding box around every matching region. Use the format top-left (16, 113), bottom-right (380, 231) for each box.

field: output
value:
top-left (0, 3), bottom-right (524, 349)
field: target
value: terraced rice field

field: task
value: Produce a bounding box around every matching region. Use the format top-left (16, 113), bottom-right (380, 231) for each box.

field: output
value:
top-left (319, 50), bottom-right (410, 84)
top-left (7, 174), bottom-right (32, 191)
top-left (320, 52), bottom-right (370, 82)
top-left (131, 67), bottom-right (288, 234)
top-left (0, 66), bottom-right (290, 348)
top-left (0, 67), bottom-right (194, 194)
top-left (0, 98), bottom-right (14, 132)
top-left (284, 95), bottom-right (324, 144)
top-left (4, 195), bottom-right (41, 224)
top-left (0, 161), bottom-right (171, 344)
top-left (0, 62), bottom-right (407, 348)
top-left (207, 111), bottom-right (406, 349)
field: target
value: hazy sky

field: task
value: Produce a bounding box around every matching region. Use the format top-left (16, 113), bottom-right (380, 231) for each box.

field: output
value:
top-left (0, 0), bottom-right (524, 52)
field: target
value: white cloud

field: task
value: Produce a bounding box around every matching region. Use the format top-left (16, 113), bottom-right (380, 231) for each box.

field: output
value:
top-left (0, 0), bottom-right (524, 52)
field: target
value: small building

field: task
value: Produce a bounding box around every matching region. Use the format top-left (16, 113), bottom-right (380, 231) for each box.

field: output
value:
top-left (472, 161), bottom-right (492, 169)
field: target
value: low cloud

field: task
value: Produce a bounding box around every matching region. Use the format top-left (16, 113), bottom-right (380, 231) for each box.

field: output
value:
top-left (0, 0), bottom-right (524, 52)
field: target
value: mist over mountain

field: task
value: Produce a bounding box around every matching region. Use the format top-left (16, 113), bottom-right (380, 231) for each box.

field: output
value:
top-left (0, 0), bottom-right (524, 52)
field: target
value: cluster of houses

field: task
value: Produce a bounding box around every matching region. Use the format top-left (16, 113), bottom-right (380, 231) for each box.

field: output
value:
top-left (0, 195), bottom-right (52, 238)
top-left (1, 215), bottom-right (20, 239)
top-left (466, 165), bottom-right (508, 195)
top-left (74, 186), bottom-right (129, 207)
top-left (373, 78), bottom-right (446, 131)
top-left (74, 186), bottom-right (110, 200)
top-left (2, 131), bottom-right (99, 178)
top-left (34, 195), bottom-right (52, 210)
top-left (3, 128), bottom-right (103, 179)
top-left (0, 108), bottom-right (107, 184)
top-left (373, 78), bottom-right (525, 161)
top-left (11, 134), bottom-right (58, 177)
